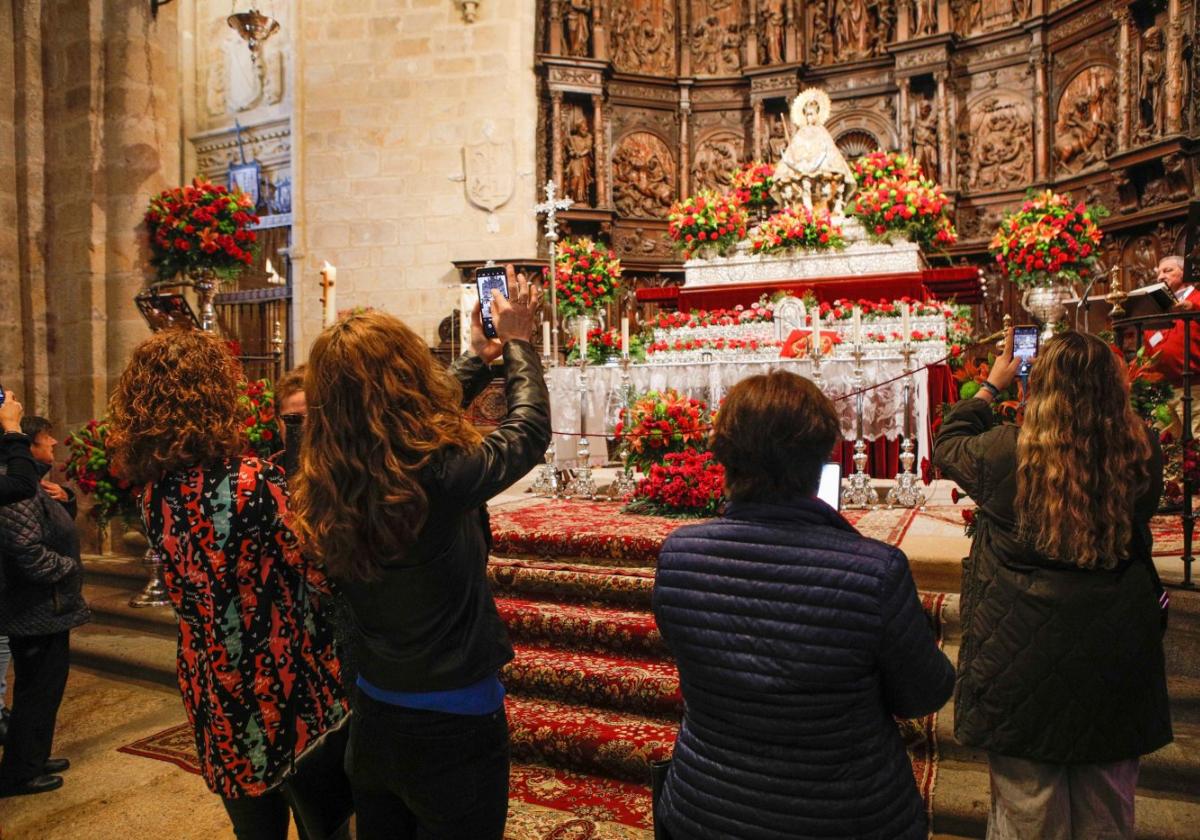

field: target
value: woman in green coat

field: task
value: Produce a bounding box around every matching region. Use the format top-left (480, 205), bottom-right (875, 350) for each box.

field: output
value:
top-left (934, 329), bottom-right (1171, 840)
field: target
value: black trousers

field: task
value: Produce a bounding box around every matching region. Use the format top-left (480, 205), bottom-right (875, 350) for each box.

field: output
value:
top-left (347, 691), bottom-right (510, 840)
top-left (0, 630), bottom-right (70, 787)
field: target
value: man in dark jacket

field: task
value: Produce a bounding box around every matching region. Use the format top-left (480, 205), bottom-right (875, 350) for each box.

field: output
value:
top-left (653, 371), bottom-right (955, 840)
top-left (0, 416), bottom-right (91, 798)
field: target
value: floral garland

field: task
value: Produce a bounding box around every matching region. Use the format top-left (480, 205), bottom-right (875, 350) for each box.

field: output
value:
top-left (615, 389), bottom-right (713, 473)
top-left (852, 150), bottom-right (923, 187)
top-left (653, 302), bottom-right (774, 329)
top-left (624, 450), bottom-right (725, 518)
top-left (144, 179), bottom-right (260, 281)
top-left (239, 378), bottom-right (283, 458)
top-left (851, 180), bottom-right (957, 249)
top-left (564, 327), bottom-right (648, 364)
top-left (989, 190), bottom-right (1108, 288)
top-left (729, 161), bottom-right (775, 208)
top-left (551, 237), bottom-right (623, 318)
top-left (667, 190), bottom-right (748, 260)
top-left (64, 420), bottom-right (139, 528)
top-left (815, 297), bottom-right (957, 321)
top-left (646, 337), bottom-right (785, 355)
top-left (749, 207), bottom-right (845, 254)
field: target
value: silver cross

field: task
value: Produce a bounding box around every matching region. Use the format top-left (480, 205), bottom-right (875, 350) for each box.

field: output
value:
top-left (534, 180), bottom-right (574, 244)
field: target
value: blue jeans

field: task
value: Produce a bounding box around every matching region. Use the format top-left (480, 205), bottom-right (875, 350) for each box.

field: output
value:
top-left (0, 634), bottom-right (10, 705)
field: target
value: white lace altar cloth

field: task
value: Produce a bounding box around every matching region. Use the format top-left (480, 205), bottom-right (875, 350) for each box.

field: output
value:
top-left (548, 357), bottom-right (932, 467)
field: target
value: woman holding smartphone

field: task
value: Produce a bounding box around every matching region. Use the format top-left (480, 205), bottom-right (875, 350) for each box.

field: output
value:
top-left (290, 266), bottom-right (549, 840)
top-left (934, 329), bottom-right (1171, 839)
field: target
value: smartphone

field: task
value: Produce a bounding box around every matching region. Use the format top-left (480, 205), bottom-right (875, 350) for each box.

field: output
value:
top-left (818, 462), bottom-right (843, 510)
top-left (0, 382), bottom-right (5, 407)
top-left (1013, 325), bottom-right (1039, 378)
top-left (475, 267), bottom-right (509, 339)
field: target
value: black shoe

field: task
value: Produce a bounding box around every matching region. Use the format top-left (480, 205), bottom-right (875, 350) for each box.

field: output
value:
top-left (0, 775), bottom-right (64, 797)
top-left (43, 758), bottom-right (70, 774)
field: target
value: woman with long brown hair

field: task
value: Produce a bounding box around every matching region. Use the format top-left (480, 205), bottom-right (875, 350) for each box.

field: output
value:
top-left (107, 330), bottom-right (348, 840)
top-left (935, 329), bottom-right (1172, 840)
top-left (290, 268), bottom-right (549, 840)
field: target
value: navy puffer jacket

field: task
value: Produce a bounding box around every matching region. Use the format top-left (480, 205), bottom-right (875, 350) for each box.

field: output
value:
top-left (653, 498), bottom-right (955, 840)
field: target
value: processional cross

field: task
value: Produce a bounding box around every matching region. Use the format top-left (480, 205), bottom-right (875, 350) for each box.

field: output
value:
top-left (534, 180), bottom-right (574, 361)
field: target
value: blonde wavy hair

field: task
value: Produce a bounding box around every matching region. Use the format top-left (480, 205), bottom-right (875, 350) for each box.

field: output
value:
top-left (289, 311), bottom-right (482, 580)
top-left (107, 329), bottom-right (245, 484)
top-left (1016, 331), bottom-right (1153, 569)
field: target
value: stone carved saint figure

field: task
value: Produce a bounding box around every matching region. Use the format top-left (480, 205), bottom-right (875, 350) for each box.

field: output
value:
top-left (565, 0), bottom-right (592, 57)
top-left (565, 116), bottom-right (595, 205)
top-left (1053, 71), bottom-right (1114, 174)
top-left (911, 0), bottom-right (936, 36)
top-left (1137, 26), bottom-right (1165, 141)
top-left (834, 0), bottom-right (873, 61)
top-left (761, 0), bottom-right (786, 64)
top-left (810, 12), bottom-right (833, 65)
top-left (911, 97), bottom-right (938, 181)
top-left (771, 89), bottom-right (857, 216)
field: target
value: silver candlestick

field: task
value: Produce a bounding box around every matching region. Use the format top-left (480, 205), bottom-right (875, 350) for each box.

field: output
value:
top-left (129, 546), bottom-right (171, 608)
top-left (607, 355), bottom-right (639, 500)
top-left (886, 341), bottom-right (926, 508)
top-left (810, 331), bottom-right (824, 390)
top-left (566, 355), bottom-right (597, 499)
top-left (530, 349), bottom-right (563, 498)
top-left (842, 343), bottom-right (878, 509)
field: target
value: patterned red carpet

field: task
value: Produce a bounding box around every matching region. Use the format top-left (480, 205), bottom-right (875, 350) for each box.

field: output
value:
top-left (119, 497), bottom-right (947, 837)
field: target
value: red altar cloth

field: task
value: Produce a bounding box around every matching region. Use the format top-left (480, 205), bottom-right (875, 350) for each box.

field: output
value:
top-left (636, 266), bottom-right (981, 310)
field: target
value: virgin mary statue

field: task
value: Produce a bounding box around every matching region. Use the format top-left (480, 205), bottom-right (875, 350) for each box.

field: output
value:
top-left (771, 88), bottom-right (857, 217)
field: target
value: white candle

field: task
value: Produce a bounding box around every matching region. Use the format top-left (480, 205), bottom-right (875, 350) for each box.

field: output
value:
top-left (852, 306), bottom-right (863, 346)
top-left (621, 317), bottom-right (630, 357)
top-left (578, 318), bottom-right (588, 359)
top-left (321, 261), bottom-right (337, 328)
top-left (812, 307), bottom-right (822, 358)
top-left (542, 321), bottom-right (552, 353)
top-left (902, 303), bottom-right (912, 343)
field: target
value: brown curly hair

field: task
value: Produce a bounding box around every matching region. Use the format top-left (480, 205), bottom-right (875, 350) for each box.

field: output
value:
top-left (107, 329), bottom-right (246, 484)
top-left (289, 311), bottom-right (482, 580)
top-left (1016, 331), bottom-right (1153, 569)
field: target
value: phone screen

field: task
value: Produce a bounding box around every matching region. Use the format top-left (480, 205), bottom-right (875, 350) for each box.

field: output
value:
top-left (1013, 326), bottom-right (1039, 378)
top-left (475, 268), bottom-right (509, 339)
top-left (817, 462), bottom-right (842, 510)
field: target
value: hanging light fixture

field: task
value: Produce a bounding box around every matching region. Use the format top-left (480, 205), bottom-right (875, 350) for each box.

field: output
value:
top-left (227, 6), bottom-right (280, 65)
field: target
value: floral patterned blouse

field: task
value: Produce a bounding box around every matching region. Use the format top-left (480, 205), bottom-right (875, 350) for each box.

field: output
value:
top-left (143, 457), bottom-right (347, 798)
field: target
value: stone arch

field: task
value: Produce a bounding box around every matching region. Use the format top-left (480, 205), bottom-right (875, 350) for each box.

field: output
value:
top-left (826, 107), bottom-right (898, 151)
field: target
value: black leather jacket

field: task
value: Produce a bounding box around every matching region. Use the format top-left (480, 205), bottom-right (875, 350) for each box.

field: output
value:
top-left (339, 340), bottom-right (550, 693)
top-left (0, 432), bottom-right (39, 506)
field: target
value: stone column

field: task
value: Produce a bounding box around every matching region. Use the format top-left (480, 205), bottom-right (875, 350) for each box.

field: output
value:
top-left (785, 0), bottom-right (798, 62)
top-left (549, 0), bottom-right (563, 54)
top-left (551, 90), bottom-right (565, 187)
top-left (935, 69), bottom-right (951, 188)
top-left (1166, 0), bottom-right (1183, 134)
top-left (897, 77), bottom-right (911, 155)
top-left (591, 94), bottom-right (605, 206)
top-left (1115, 6), bottom-right (1133, 150)
top-left (752, 99), bottom-right (764, 160)
top-left (746, 1), bottom-right (759, 66)
top-left (679, 86), bottom-right (692, 197)
top-left (1030, 34), bottom-right (1050, 181)
top-left (592, 0), bottom-right (607, 60)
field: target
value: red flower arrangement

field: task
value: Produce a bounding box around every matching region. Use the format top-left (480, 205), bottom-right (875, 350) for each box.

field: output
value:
top-left (624, 450), bottom-right (725, 518)
top-left (239, 378), bottom-right (283, 458)
top-left (646, 337), bottom-right (784, 355)
top-left (653, 303), bottom-right (773, 329)
top-left (564, 327), bottom-right (648, 365)
top-left (615, 389), bottom-right (713, 473)
top-left (144, 179), bottom-right (260, 281)
top-left (730, 161), bottom-right (776, 209)
top-left (549, 237), bottom-right (623, 318)
top-left (667, 190), bottom-right (748, 260)
top-left (64, 420), bottom-right (139, 528)
top-left (850, 177), bottom-right (957, 249)
top-left (749, 207), bottom-right (845, 254)
top-left (852, 150), bottom-right (923, 186)
top-left (989, 190), bottom-right (1108, 288)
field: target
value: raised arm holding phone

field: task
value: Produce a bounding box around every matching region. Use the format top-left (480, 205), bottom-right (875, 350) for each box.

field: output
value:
top-left (0, 391), bottom-right (41, 506)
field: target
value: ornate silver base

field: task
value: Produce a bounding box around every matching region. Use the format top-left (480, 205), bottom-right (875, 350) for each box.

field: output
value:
top-left (885, 436), bottom-right (926, 508)
top-left (530, 437), bottom-right (563, 498)
top-left (841, 438), bottom-right (878, 509)
top-left (129, 547), bottom-right (171, 608)
top-left (607, 467), bottom-right (639, 501)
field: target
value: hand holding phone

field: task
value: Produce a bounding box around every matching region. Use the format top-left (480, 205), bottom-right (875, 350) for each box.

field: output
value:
top-left (475, 267), bottom-right (510, 340)
top-left (1013, 325), bottom-right (1039, 379)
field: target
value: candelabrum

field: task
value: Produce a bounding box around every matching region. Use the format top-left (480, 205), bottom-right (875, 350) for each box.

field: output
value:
top-left (607, 355), bottom-right (640, 501)
top-left (810, 339), bottom-right (824, 390)
top-left (530, 350), bottom-right (564, 498)
top-left (886, 342), bottom-right (926, 509)
top-left (842, 343), bottom-right (878, 509)
top-left (1106, 264), bottom-right (1130, 320)
top-left (565, 356), bottom-right (598, 499)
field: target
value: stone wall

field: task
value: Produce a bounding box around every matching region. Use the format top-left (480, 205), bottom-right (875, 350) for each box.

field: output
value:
top-left (295, 0), bottom-right (539, 349)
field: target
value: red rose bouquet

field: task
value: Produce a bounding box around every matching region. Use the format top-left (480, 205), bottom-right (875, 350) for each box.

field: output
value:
top-left (667, 190), bottom-right (748, 260)
top-left (851, 150), bottom-right (922, 187)
top-left (624, 450), bottom-right (725, 518)
top-left (989, 190), bottom-right (1108, 288)
top-left (730, 161), bottom-right (776, 209)
top-left (749, 207), bottom-right (845, 254)
top-left (239, 378), bottom-right (283, 458)
top-left (615, 389), bottom-right (713, 473)
top-left (65, 420), bottom-right (139, 527)
top-left (551, 237), bottom-right (623, 318)
top-left (850, 178), bottom-right (957, 249)
top-left (565, 327), bottom-right (647, 365)
top-left (144, 179), bottom-right (260, 281)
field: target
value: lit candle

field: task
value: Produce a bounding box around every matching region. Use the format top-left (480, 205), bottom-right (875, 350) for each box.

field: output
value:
top-left (578, 318), bottom-right (588, 361)
top-left (321, 261), bottom-right (337, 328)
top-left (902, 302), bottom-right (912, 343)
top-left (542, 320), bottom-right (552, 353)
top-left (621, 317), bottom-right (630, 358)
top-left (852, 306), bottom-right (862, 346)
top-left (812, 306), bottom-right (822, 358)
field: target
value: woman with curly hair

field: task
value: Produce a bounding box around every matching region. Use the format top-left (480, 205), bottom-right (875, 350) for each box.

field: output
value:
top-left (107, 330), bottom-right (348, 840)
top-left (935, 329), bottom-right (1172, 840)
top-left (289, 267), bottom-right (548, 840)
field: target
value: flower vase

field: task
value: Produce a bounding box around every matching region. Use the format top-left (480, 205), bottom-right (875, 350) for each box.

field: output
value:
top-left (1021, 280), bottom-right (1075, 342)
top-left (125, 520), bottom-right (171, 609)
top-left (566, 313), bottom-right (602, 364)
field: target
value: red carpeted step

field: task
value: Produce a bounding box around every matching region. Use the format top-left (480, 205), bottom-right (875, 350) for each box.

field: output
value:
top-left (509, 762), bottom-right (653, 830)
top-left (496, 597), bottom-right (668, 658)
top-left (507, 693), bottom-right (678, 783)
top-left (490, 498), bottom-right (681, 566)
top-left (503, 643), bottom-right (682, 718)
top-left (488, 557), bottom-right (656, 608)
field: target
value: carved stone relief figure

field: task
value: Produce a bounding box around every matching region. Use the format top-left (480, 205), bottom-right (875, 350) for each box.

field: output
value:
top-left (1124, 236), bottom-right (1162, 286)
top-left (611, 0), bottom-right (677, 76)
top-left (951, 0), bottom-right (1024, 36)
top-left (692, 132), bottom-right (743, 191)
top-left (564, 0), bottom-right (592, 57)
top-left (760, 0), bottom-right (786, 64)
top-left (692, 6), bottom-right (743, 76)
top-left (834, 0), bottom-right (873, 60)
top-left (767, 112), bottom-right (790, 161)
top-left (810, 12), bottom-right (833, 65)
top-left (1053, 66), bottom-right (1116, 175)
top-left (911, 0), bottom-right (936, 37)
top-left (1135, 26), bottom-right (1165, 142)
top-left (612, 132), bottom-right (676, 218)
top-left (910, 95), bottom-right (938, 181)
top-left (959, 96), bottom-right (1033, 192)
top-left (564, 107), bottom-right (595, 205)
